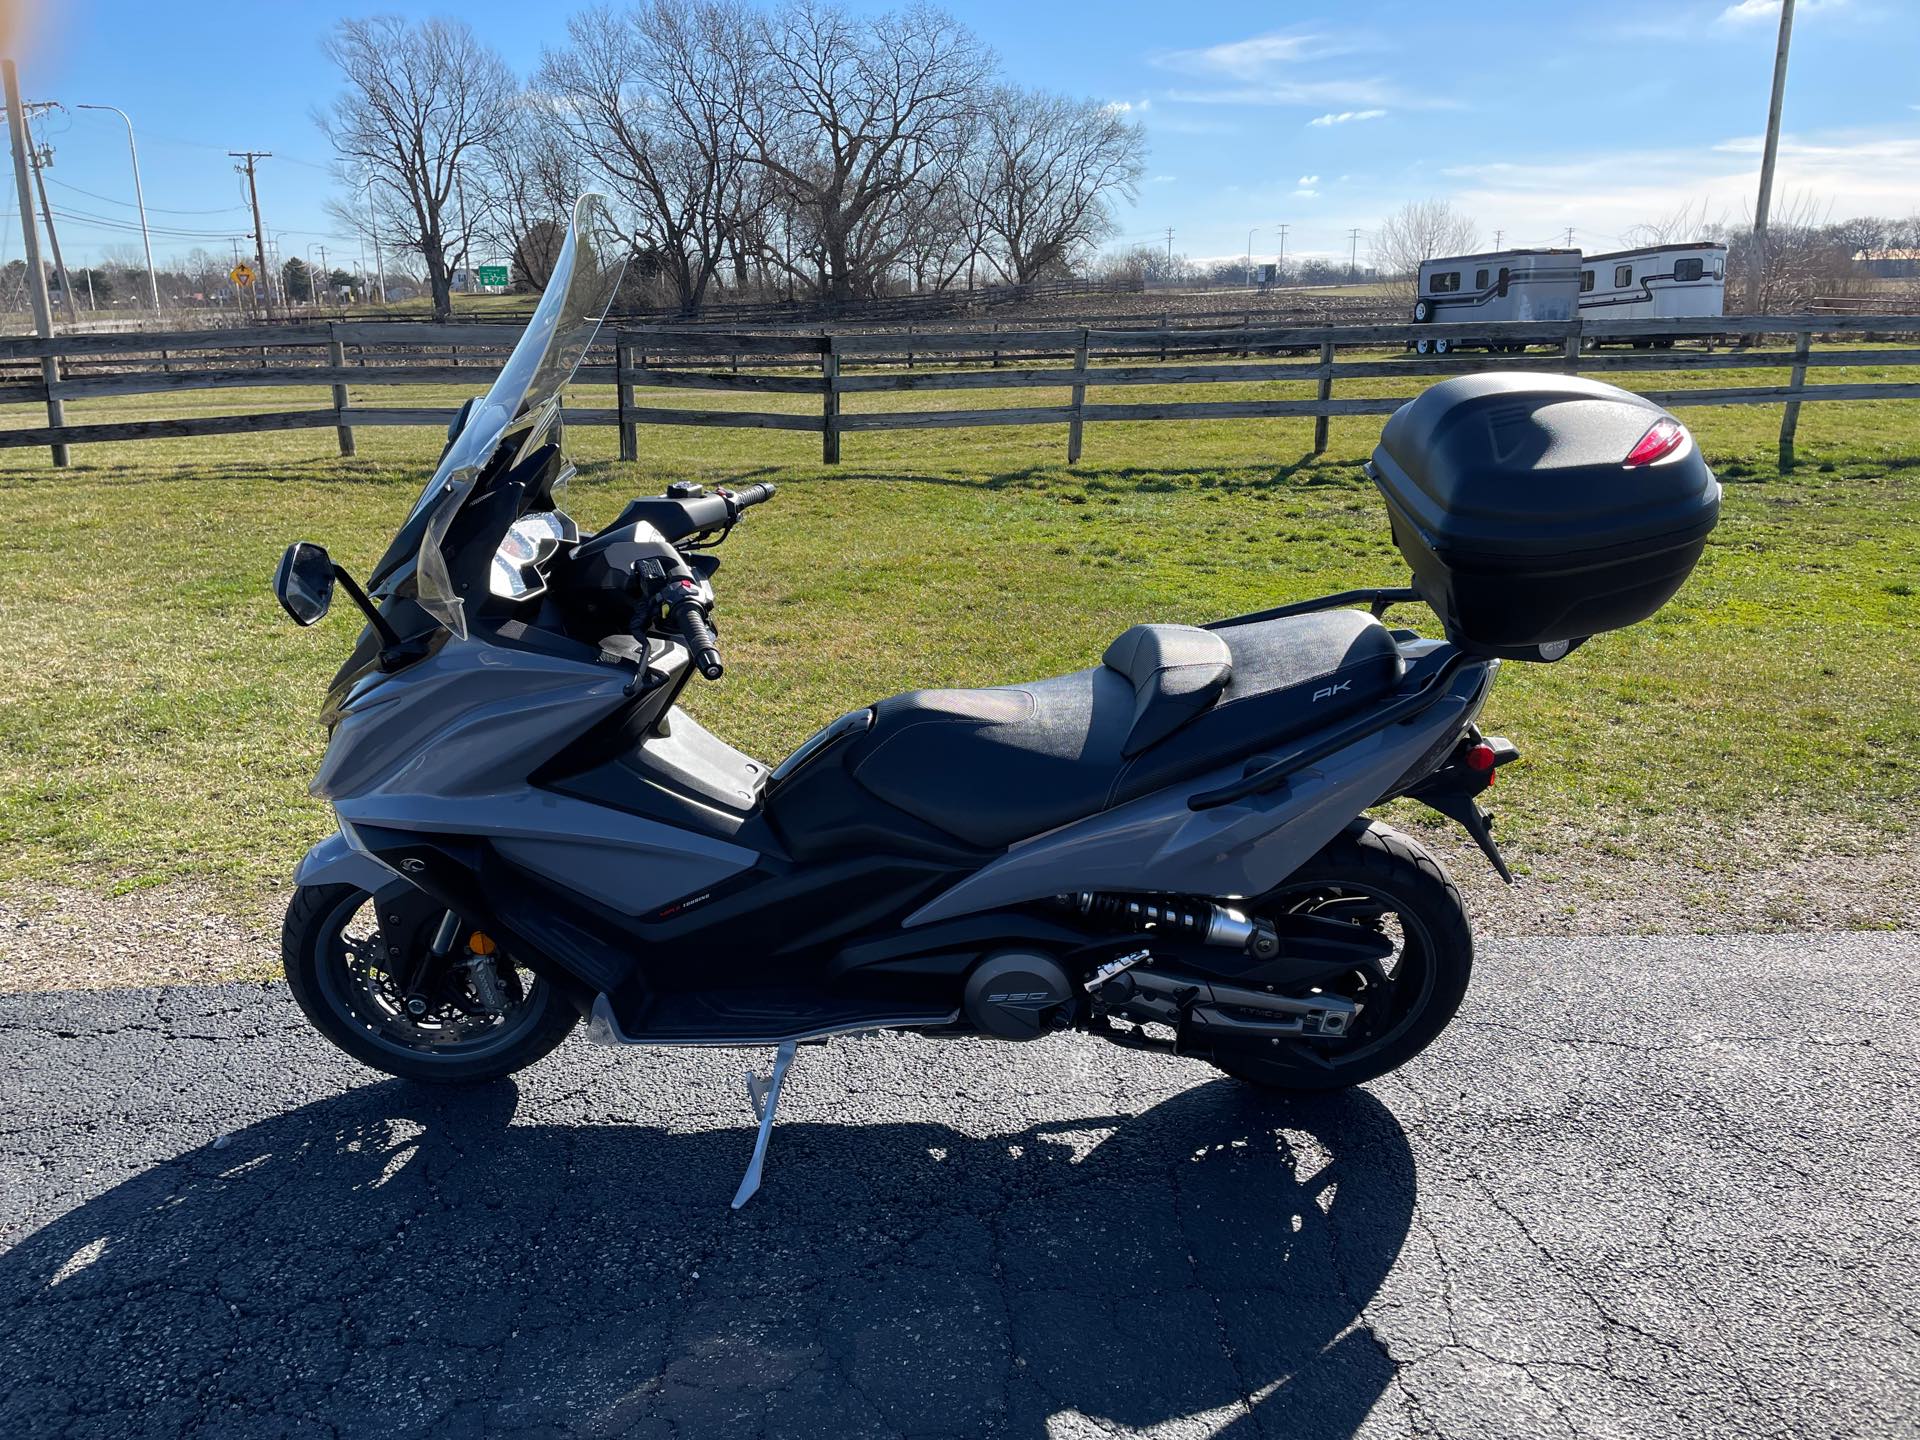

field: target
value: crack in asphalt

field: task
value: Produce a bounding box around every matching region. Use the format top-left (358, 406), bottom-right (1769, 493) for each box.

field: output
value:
top-left (3, 932), bottom-right (1917, 1439)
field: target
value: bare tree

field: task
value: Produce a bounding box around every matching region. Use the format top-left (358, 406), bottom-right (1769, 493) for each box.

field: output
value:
top-left (971, 88), bottom-right (1144, 285)
top-left (539, 1), bottom-right (753, 314)
top-left (1371, 199), bottom-right (1479, 284)
top-left (472, 98), bottom-right (584, 292)
top-left (1096, 243), bottom-right (1191, 289)
top-left (1711, 191), bottom-right (1843, 312)
top-left (731, 1), bottom-right (992, 302)
top-left (1620, 199), bottom-right (1721, 249)
top-left (318, 17), bottom-right (518, 319)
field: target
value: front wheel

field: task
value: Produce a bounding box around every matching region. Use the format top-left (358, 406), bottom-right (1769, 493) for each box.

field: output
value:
top-left (283, 884), bottom-right (578, 1084)
top-left (1209, 821), bottom-right (1472, 1093)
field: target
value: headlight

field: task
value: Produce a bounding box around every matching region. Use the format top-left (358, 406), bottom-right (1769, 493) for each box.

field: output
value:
top-left (488, 512), bottom-right (574, 600)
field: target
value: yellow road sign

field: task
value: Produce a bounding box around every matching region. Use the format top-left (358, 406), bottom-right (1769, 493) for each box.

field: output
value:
top-left (230, 263), bottom-right (256, 287)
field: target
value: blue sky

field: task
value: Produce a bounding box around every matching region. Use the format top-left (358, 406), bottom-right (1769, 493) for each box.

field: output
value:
top-left (9, 0), bottom-right (1919, 275)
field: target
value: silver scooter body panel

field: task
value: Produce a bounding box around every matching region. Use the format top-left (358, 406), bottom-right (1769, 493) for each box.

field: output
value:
top-left (309, 635), bottom-right (757, 917)
top-left (293, 828), bottom-right (396, 892)
top-left (906, 659), bottom-right (1491, 925)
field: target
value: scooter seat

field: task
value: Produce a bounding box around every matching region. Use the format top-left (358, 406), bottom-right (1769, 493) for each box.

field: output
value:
top-left (832, 610), bottom-right (1404, 850)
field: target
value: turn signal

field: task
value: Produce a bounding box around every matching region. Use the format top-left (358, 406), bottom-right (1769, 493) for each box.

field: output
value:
top-left (1624, 417), bottom-right (1688, 467)
top-left (467, 931), bottom-right (497, 956)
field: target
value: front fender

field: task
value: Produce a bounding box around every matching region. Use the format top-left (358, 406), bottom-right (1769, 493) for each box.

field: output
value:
top-left (293, 828), bottom-right (399, 892)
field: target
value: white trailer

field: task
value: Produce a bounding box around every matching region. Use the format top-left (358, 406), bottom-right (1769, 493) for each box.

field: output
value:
top-left (1577, 243), bottom-right (1726, 346)
top-left (1410, 249), bottom-right (1582, 354)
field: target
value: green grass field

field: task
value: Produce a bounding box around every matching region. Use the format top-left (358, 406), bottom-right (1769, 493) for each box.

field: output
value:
top-left (2, 347), bottom-right (1917, 942)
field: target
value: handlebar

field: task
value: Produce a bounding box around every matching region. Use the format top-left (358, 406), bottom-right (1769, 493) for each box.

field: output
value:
top-left (675, 603), bottom-right (724, 681)
top-left (723, 481), bottom-right (776, 512)
top-left (656, 577), bottom-right (723, 680)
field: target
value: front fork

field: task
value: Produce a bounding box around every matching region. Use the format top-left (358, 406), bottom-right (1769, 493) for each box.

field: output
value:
top-left (1403, 729), bottom-right (1521, 881)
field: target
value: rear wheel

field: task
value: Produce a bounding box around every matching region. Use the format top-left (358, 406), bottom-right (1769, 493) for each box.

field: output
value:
top-left (1209, 821), bottom-right (1472, 1093)
top-left (283, 884), bottom-right (578, 1084)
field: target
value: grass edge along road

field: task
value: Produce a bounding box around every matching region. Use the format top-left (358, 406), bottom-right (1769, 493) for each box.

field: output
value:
top-left (1, 365), bottom-right (1916, 988)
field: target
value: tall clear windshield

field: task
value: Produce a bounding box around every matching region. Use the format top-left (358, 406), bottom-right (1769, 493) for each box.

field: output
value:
top-left (369, 193), bottom-right (630, 637)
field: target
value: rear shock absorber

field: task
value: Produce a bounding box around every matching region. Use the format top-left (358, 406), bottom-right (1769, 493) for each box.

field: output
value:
top-left (1060, 892), bottom-right (1279, 958)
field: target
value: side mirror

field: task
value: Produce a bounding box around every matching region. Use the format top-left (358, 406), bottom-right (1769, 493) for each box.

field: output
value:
top-left (274, 541), bottom-right (336, 626)
top-left (447, 395), bottom-right (477, 444)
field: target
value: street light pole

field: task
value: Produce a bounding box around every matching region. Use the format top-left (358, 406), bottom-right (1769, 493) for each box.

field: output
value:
top-left (1245, 227), bottom-right (1258, 288)
top-left (76, 104), bottom-right (159, 312)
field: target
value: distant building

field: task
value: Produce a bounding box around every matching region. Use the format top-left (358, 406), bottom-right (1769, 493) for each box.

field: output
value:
top-left (1855, 248), bottom-right (1920, 279)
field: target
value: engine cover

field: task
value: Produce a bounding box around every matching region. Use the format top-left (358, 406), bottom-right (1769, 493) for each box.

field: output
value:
top-left (962, 951), bottom-right (1073, 1039)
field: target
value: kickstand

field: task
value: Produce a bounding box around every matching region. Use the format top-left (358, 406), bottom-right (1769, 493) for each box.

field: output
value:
top-left (731, 1039), bottom-right (798, 1210)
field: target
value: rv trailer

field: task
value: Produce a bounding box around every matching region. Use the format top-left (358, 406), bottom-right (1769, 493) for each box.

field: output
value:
top-left (1410, 248), bottom-right (1582, 353)
top-left (1578, 242), bottom-right (1727, 346)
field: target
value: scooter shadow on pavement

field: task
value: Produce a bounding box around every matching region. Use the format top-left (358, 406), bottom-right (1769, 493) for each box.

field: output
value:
top-left (0, 1076), bottom-right (1417, 1440)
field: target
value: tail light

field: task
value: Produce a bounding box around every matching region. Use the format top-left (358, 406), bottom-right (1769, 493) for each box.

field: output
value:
top-left (1624, 417), bottom-right (1689, 467)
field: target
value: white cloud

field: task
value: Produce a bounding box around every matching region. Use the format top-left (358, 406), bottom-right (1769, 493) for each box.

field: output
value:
top-left (1292, 188), bottom-right (1320, 199)
top-left (1171, 81), bottom-right (1415, 109)
top-left (1309, 108), bottom-right (1387, 127)
top-left (1154, 29), bottom-right (1366, 81)
top-left (1720, 0), bottom-right (1845, 24)
top-left (1106, 99), bottom-right (1151, 114)
top-left (1298, 174), bottom-right (1320, 185)
top-left (1438, 126), bottom-right (1920, 242)
top-left (1152, 26), bottom-right (1436, 111)
top-left (1148, 174), bottom-right (1178, 184)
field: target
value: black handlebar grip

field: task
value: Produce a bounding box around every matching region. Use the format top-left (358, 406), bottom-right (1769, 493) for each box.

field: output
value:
top-left (673, 602), bottom-right (724, 680)
top-left (727, 481), bottom-right (776, 510)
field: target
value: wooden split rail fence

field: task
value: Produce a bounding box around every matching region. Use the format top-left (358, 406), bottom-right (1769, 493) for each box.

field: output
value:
top-left (2, 313), bottom-right (1916, 470)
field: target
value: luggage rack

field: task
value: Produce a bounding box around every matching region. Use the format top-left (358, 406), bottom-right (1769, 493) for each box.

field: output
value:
top-left (1204, 583), bottom-right (1423, 633)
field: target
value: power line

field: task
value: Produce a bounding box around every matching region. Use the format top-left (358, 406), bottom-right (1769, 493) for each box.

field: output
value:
top-left (49, 204), bottom-right (241, 240)
top-left (46, 174), bottom-right (245, 217)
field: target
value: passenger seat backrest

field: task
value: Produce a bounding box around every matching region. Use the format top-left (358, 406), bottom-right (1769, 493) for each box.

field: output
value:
top-left (1101, 623), bottom-right (1234, 758)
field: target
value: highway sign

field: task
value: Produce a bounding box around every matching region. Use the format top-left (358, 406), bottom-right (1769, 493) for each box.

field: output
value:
top-left (477, 264), bottom-right (509, 287)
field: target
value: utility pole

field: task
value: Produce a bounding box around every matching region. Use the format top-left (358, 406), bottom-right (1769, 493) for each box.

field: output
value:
top-left (365, 176), bottom-right (386, 305)
top-left (1493, 228), bottom-right (1504, 249)
top-left (1754, 0), bottom-right (1795, 235)
top-left (5, 59), bottom-right (67, 465)
top-left (1563, 227), bottom-right (1575, 248)
top-left (1347, 227), bottom-right (1362, 281)
top-left (1165, 227), bottom-right (1173, 263)
top-left (230, 150), bottom-right (273, 320)
top-left (23, 104), bottom-right (75, 322)
top-left (1753, 0), bottom-right (1796, 311)
top-left (455, 164), bottom-right (472, 302)
top-left (76, 105), bottom-right (159, 311)
top-left (1276, 222), bottom-right (1290, 280)
top-left (315, 243), bottom-right (329, 306)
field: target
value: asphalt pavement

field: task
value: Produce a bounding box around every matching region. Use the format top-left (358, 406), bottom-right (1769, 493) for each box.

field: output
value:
top-left (1, 932), bottom-right (1916, 1439)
